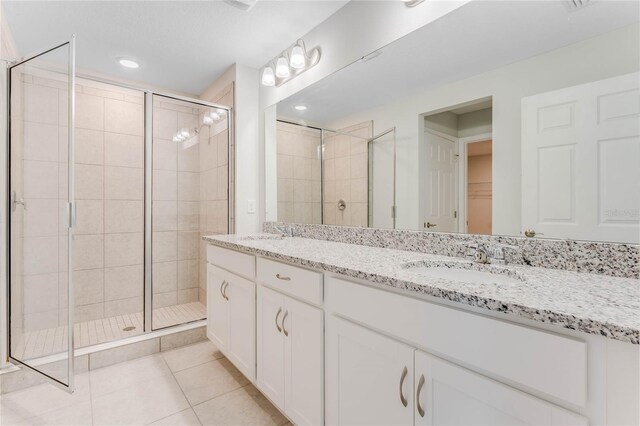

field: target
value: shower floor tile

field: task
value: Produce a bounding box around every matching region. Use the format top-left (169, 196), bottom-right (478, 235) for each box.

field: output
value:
top-left (12, 302), bottom-right (206, 361)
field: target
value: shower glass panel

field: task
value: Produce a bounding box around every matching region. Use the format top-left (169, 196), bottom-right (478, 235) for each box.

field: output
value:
top-left (151, 94), bottom-right (229, 329)
top-left (8, 40), bottom-right (74, 390)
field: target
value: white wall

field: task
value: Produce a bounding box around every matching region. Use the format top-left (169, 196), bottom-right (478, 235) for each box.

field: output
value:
top-left (258, 0), bottom-right (469, 225)
top-left (324, 23), bottom-right (639, 234)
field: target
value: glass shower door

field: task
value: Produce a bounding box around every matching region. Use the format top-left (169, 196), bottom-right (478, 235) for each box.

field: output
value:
top-left (8, 37), bottom-right (76, 392)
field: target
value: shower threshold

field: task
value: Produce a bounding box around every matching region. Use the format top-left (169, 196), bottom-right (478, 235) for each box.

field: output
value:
top-left (11, 302), bottom-right (206, 361)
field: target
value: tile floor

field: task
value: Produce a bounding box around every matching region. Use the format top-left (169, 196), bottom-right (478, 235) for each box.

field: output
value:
top-left (0, 341), bottom-right (289, 425)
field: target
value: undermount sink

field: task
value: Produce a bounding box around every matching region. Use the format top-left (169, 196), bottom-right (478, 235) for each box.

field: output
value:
top-left (403, 262), bottom-right (525, 285)
top-left (238, 235), bottom-right (286, 241)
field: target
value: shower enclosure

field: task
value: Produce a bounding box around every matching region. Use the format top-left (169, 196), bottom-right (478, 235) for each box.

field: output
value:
top-left (6, 38), bottom-right (232, 392)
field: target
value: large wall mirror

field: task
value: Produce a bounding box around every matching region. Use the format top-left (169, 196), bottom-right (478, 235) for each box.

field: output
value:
top-left (264, 1), bottom-right (640, 244)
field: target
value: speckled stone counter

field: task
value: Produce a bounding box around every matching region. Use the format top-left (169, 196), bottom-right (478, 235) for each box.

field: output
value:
top-left (204, 234), bottom-right (640, 344)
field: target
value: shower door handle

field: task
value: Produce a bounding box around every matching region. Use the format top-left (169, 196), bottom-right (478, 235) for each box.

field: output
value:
top-left (11, 191), bottom-right (26, 211)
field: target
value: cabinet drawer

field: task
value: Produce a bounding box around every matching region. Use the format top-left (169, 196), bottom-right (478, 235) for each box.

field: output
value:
top-left (207, 245), bottom-right (255, 280)
top-left (327, 276), bottom-right (587, 408)
top-left (257, 257), bottom-right (323, 305)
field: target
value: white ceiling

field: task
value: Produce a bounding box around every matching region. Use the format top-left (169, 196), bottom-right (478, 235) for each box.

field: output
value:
top-left (2, 0), bottom-right (348, 95)
top-left (278, 0), bottom-right (639, 125)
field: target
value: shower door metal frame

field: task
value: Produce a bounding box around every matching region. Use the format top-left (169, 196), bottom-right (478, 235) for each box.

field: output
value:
top-left (5, 36), bottom-right (77, 393)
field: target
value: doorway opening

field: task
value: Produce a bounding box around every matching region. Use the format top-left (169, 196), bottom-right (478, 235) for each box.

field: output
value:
top-left (419, 97), bottom-right (493, 234)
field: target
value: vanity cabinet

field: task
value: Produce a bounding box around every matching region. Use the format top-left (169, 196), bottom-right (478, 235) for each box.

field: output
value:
top-left (206, 263), bottom-right (256, 380)
top-left (257, 284), bottom-right (324, 425)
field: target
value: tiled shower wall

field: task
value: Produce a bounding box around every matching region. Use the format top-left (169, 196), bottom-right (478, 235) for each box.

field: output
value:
top-left (20, 72), bottom-right (145, 331)
top-left (323, 121), bottom-right (371, 227)
top-left (276, 121), bottom-right (322, 224)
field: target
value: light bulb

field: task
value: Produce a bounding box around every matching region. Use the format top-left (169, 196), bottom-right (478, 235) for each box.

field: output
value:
top-left (210, 112), bottom-right (220, 121)
top-left (215, 108), bottom-right (226, 116)
top-left (203, 115), bottom-right (213, 125)
top-left (290, 45), bottom-right (305, 69)
top-left (180, 128), bottom-right (190, 138)
top-left (275, 56), bottom-right (290, 79)
top-left (261, 66), bottom-right (275, 86)
top-left (173, 135), bottom-right (181, 142)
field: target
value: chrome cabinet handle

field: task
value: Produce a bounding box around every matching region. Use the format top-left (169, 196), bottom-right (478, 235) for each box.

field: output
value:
top-left (222, 282), bottom-right (229, 300)
top-left (275, 307), bottom-right (282, 332)
top-left (416, 374), bottom-right (425, 417)
top-left (276, 274), bottom-right (291, 281)
top-left (399, 366), bottom-right (408, 407)
top-left (282, 310), bottom-right (289, 336)
top-left (219, 280), bottom-right (226, 300)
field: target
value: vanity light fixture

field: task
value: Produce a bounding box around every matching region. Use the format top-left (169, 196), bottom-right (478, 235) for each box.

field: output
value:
top-left (403, 0), bottom-right (425, 7)
top-left (261, 39), bottom-right (320, 87)
top-left (172, 109), bottom-right (226, 144)
top-left (117, 57), bottom-right (139, 69)
top-left (261, 66), bottom-right (276, 86)
top-left (275, 56), bottom-right (291, 78)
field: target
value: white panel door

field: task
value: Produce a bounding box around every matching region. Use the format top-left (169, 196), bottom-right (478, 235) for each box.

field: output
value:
top-left (414, 351), bottom-right (587, 426)
top-left (522, 72), bottom-right (640, 243)
top-left (256, 285), bottom-right (286, 409)
top-left (226, 274), bottom-right (256, 381)
top-left (284, 297), bottom-right (324, 426)
top-left (330, 317), bottom-right (414, 426)
top-left (425, 131), bottom-right (458, 232)
top-left (207, 264), bottom-right (229, 350)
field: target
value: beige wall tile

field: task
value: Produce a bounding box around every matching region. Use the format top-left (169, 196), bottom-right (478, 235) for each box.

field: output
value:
top-left (24, 122), bottom-right (58, 161)
top-left (105, 166), bottom-right (143, 200)
top-left (24, 236), bottom-right (58, 275)
top-left (216, 166), bottom-right (228, 200)
top-left (177, 260), bottom-right (199, 289)
top-left (153, 107), bottom-right (178, 140)
top-left (24, 199), bottom-right (59, 237)
top-left (24, 160), bottom-right (58, 199)
top-left (177, 231), bottom-right (199, 261)
top-left (153, 170), bottom-right (177, 201)
top-left (75, 303), bottom-right (105, 323)
top-left (351, 153), bottom-right (368, 179)
top-left (24, 83), bottom-right (58, 125)
top-left (73, 234), bottom-right (104, 271)
top-left (351, 178), bottom-right (368, 203)
top-left (105, 233), bottom-right (143, 267)
top-left (105, 265), bottom-right (143, 301)
top-left (335, 156), bottom-right (351, 180)
top-left (153, 261), bottom-right (177, 294)
top-left (105, 133), bottom-right (143, 168)
top-left (23, 273), bottom-right (58, 314)
top-left (178, 144), bottom-right (199, 172)
top-left (105, 200), bottom-right (144, 233)
top-left (153, 231), bottom-right (177, 262)
top-left (74, 200), bottom-right (104, 235)
top-left (23, 310), bottom-right (59, 332)
top-left (153, 291), bottom-right (177, 309)
top-left (153, 200), bottom-right (178, 231)
top-left (104, 99), bottom-right (143, 136)
top-left (76, 92), bottom-right (105, 131)
top-left (178, 201), bottom-right (199, 231)
top-left (277, 155), bottom-right (293, 179)
top-left (178, 288), bottom-right (198, 304)
top-left (88, 338), bottom-right (158, 369)
top-left (153, 139), bottom-right (177, 171)
top-left (74, 269), bottom-right (104, 306)
top-left (177, 172), bottom-right (199, 201)
top-left (103, 297), bottom-right (144, 318)
top-left (75, 164), bottom-right (104, 200)
top-left (75, 128), bottom-right (104, 165)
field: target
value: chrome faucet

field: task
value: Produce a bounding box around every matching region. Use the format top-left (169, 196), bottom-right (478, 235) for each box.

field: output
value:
top-left (464, 243), bottom-right (489, 264)
top-left (273, 224), bottom-right (294, 237)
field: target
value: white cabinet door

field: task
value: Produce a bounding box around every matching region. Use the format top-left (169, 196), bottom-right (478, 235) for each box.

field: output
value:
top-left (207, 264), bottom-right (229, 350)
top-left (414, 351), bottom-right (587, 426)
top-left (284, 297), bottom-right (323, 426)
top-left (226, 274), bottom-right (256, 381)
top-left (257, 285), bottom-right (286, 409)
top-left (328, 317), bottom-right (414, 426)
top-left (522, 72), bottom-right (640, 243)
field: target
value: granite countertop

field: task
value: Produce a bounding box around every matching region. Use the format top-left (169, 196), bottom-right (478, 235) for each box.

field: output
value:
top-left (203, 234), bottom-right (640, 344)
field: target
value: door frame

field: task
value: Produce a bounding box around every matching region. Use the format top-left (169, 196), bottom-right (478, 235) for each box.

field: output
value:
top-left (457, 132), bottom-right (493, 234)
top-left (6, 36), bottom-right (77, 393)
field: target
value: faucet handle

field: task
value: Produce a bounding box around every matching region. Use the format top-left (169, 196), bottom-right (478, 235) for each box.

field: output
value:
top-left (489, 243), bottom-right (519, 263)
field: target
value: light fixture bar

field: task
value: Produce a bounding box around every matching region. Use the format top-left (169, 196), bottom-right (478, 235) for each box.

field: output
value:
top-left (261, 39), bottom-right (321, 87)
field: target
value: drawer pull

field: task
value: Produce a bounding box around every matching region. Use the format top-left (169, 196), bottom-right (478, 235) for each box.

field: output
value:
top-left (399, 366), bottom-right (408, 407)
top-left (276, 273), bottom-right (291, 281)
top-left (275, 307), bottom-right (282, 333)
top-left (282, 310), bottom-right (289, 336)
top-left (416, 374), bottom-right (425, 417)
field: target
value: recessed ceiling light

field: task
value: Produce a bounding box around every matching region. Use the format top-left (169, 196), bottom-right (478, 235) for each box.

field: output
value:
top-left (118, 58), bottom-right (139, 69)
top-left (294, 105), bottom-right (307, 111)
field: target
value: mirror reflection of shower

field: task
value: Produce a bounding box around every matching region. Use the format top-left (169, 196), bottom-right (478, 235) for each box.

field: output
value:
top-left (173, 108), bottom-right (227, 148)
